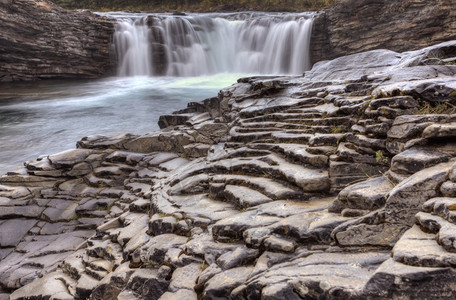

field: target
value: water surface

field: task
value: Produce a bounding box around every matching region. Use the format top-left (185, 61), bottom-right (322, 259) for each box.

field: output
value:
top-left (0, 74), bottom-right (244, 174)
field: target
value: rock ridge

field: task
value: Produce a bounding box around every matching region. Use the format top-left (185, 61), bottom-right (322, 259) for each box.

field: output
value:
top-left (2, 41), bottom-right (456, 299)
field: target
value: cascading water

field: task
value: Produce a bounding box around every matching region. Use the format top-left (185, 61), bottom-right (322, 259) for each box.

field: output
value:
top-left (110, 12), bottom-right (314, 77)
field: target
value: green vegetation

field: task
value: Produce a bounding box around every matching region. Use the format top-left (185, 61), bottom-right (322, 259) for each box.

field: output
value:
top-left (375, 150), bottom-right (388, 164)
top-left (50, 0), bottom-right (336, 12)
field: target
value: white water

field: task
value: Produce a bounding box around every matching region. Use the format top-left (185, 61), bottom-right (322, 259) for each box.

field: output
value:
top-left (110, 12), bottom-right (314, 76)
top-left (1, 12), bottom-right (315, 174)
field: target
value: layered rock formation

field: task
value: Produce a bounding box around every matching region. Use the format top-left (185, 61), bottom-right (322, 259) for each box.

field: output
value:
top-left (311, 0), bottom-right (456, 64)
top-left (1, 41), bottom-right (456, 299)
top-left (0, 0), bottom-right (114, 81)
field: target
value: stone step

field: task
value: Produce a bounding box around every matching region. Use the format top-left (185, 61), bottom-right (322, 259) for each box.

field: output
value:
top-left (415, 212), bottom-right (456, 253)
top-left (238, 120), bottom-right (346, 134)
top-left (76, 273), bottom-right (100, 299)
top-left (309, 133), bottom-right (348, 147)
top-left (215, 184), bottom-right (273, 209)
top-left (422, 197), bottom-right (456, 222)
top-left (25, 158), bottom-right (63, 177)
top-left (237, 97), bottom-right (324, 119)
top-left (85, 266), bottom-right (109, 281)
top-left (93, 164), bottom-right (136, 179)
top-left (233, 126), bottom-right (281, 133)
top-left (211, 174), bottom-right (304, 200)
top-left (210, 155), bottom-right (329, 193)
top-left (83, 173), bottom-right (116, 188)
top-left (262, 144), bottom-right (329, 168)
top-left (336, 142), bottom-right (378, 164)
top-left (163, 192), bottom-right (238, 223)
top-left (105, 150), bottom-right (148, 165)
top-left (283, 102), bottom-right (339, 116)
top-left (392, 225), bottom-right (456, 267)
top-left (229, 130), bottom-right (274, 143)
top-left (86, 239), bottom-right (123, 261)
top-left (266, 211), bottom-right (348, 245)
top-left (125, 182), bottom-right (153, 197)
top-left (242, 112), bottom-right (323, 123)
top-left (239, 251), bottom-right (389, 299)
top-left (269, 131), bottom-right (313, 144)
top-left (267, 154), bottom-right (330, 192)
top-left (168, 173), bottom-right (210, 196)
top-left (230, 129), bottom-right (314, 145)
top-left (368, 96), bottom-right (419, 110)
top-left (336, 176), bottom-right (394, 211)
top-left (286, 116), bottom-right (353, 126)
top-left (61, 251), bottom-right (86, 280)
top-left (391, 148), bottom-right (450, 175)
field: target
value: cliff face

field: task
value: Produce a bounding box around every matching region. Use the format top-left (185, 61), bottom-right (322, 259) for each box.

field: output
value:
top-left (0, 0), bottom-right (115, 81)
top-left (311, 0), bottom-right (456, 64)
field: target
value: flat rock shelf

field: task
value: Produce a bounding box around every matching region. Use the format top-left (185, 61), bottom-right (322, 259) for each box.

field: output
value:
top-left (2, 41), bottom-right (456, 299)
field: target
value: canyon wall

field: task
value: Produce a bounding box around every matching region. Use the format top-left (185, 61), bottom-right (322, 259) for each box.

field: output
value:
top-left (311, 0), bottom-right (456, 64)
top-left (0, 0), bottom-right (115, 81)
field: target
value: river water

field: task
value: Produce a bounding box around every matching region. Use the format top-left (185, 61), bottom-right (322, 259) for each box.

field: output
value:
top-left (0, 75), bottom-right (243, 173)
top-left (0, 12), bottom-right (314, 174)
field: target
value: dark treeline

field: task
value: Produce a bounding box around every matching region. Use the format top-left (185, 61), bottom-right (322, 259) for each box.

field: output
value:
top-left (51, 0), bottom-right (336, 12)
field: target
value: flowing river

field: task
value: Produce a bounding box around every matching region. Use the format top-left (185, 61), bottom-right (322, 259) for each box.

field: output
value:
top-left (0, 12), bottom-right (314, 174)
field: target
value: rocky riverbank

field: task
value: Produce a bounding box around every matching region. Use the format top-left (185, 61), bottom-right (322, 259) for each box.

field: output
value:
top-left (1, 41), bottom-right (456, 299)
top-left (0, 0), bottom-right (114, 81)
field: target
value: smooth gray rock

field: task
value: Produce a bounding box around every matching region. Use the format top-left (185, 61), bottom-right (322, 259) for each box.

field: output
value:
top-left (216, 246), bottom-right (259, 270)
top-left (392, 225), bottom-right (456, 267)
top-left (263, 236), bottom-right (297, 253)
top-left (168, 263), bottom-right (201, 292)
top-left (0, 219), bottom-right (36, 247)
top-left (423, 123), bottom-right (456, 139)
top-left (337, 176), bottom-right (393, 211)
top-left (212, 211), bottom-right (281, 242)
top-left (203, 266), bottom-right (253, 300)
top-left (391, 148), bottom-right (450, 174)
top-left (48, 149), bottom-right (95, 168)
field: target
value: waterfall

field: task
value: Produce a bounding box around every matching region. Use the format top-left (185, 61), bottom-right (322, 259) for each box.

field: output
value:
top-left (111, 13), bottom-right (314, 77)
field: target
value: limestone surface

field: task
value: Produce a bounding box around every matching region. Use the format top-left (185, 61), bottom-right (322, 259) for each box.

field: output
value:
top-left (3, 41), bottom-right (456, 299)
